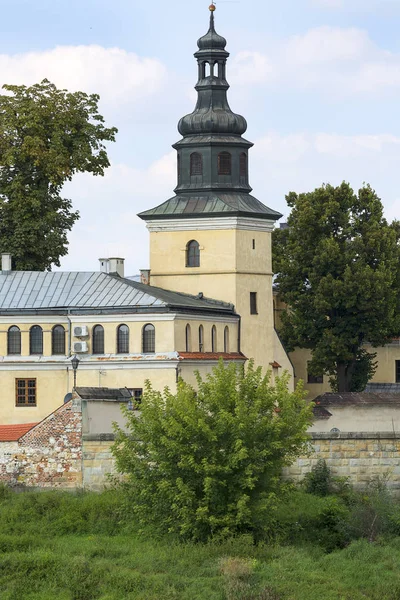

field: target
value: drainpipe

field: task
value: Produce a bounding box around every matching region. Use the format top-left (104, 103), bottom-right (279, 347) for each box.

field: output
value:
top-left (67, 310), bottom-right (72, 393)
top-left (237, 315), bottom-right (241, 354)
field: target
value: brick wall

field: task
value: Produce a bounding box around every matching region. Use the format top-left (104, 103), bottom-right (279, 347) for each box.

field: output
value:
top-left (284, 432), bottom-right (400, 494)
top-left (0, 399), bottom-right (82, 488)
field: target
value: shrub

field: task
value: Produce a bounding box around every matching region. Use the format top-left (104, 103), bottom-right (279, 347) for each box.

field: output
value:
top-left (112, 360), bottom-right (313, 541)
top-left (303, 459), bottom-right (331, 496)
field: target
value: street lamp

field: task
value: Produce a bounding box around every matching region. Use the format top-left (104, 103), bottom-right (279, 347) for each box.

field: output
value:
top-left (71, 355), bottom-right (80, 389)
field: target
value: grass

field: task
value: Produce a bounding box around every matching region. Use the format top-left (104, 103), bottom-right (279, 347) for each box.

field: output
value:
top-left (1, 488), bottom-right (400, 599)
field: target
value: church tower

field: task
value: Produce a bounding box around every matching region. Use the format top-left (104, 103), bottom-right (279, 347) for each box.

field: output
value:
top-left (139, 5), bottom-right (292, 381)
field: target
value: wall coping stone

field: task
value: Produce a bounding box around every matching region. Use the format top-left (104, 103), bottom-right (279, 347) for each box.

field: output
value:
top-left (82, 434), bottom-right (116, 441)
top-left (310, 432), bottom-right (400, 440)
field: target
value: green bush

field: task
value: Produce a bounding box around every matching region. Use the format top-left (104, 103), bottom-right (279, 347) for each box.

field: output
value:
top-left (112, 360), bottom-right (313, 541)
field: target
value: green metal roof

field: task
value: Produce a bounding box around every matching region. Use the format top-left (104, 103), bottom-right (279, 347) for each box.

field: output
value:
top-left (139, 193), bottom-right (282, 221)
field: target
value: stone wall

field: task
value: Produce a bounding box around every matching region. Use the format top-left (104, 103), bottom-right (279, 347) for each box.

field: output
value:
top-left (284, 432), bottom-right (400, 493)
top-left (0, 399), bottom-right (82, 488)
top-left (82, 436), bottom-right (116, 491)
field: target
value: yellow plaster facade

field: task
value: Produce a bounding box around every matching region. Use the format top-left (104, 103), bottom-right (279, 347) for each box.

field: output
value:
top-left (147, 221), bottom-right (293, 386)
top-left (0, 312), bottom-right (240, 425)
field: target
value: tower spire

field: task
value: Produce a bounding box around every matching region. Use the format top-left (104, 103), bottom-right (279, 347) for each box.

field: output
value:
top-left (138, 7), bottom-right (282, 224)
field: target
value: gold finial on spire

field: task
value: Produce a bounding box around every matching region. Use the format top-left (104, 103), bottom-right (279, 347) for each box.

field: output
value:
top-left (209, 3), bottom-right (216, 11)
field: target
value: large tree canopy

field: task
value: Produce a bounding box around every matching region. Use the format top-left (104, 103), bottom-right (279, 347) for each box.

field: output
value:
top-left (0, 79), bottom-right (117, 270)
top-left (273, 182), bottom-right (400, 393)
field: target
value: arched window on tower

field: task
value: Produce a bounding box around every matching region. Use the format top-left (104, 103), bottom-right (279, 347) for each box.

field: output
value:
top-left (199, 325), bottom-right (204, 352)
top-left (224, 326), bottom-right (229, 353)
top-left (190, 152), bottom-right (203, 176)
top-left (177, 153), bottom-right (181, 183)
top-left (186, 240), bottom-right (200, 267)
top-left (92, 325), bottom-right (104, 355)
top-left (211, 325), bottom-right (217, 352)
top-left (218, 152), bottom-right (231, 175)
top-left (8, 326), bottom-right (21, 355)
top-left (185, 324), bottom-right (191, 352)
top-left (240, 152), bottom-right (247, 183)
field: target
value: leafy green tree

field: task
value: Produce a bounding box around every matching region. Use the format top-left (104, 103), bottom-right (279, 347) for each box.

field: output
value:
top-left (273, 182), bottom-right (400, 393)
top-left (0, 79), bottom-right (117, 270)
top-left (112, 360), bottom-right (312, 541)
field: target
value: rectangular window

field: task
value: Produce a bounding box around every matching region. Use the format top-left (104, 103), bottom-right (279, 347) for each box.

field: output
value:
top-left (252, 239), bottom-right (255, 250)
top-left (250, 292), bottom-right (258, 315)
top-left (16, 378), bottom-right (37, 406)
top-left (307, 363), bottom-right (323, 384)
top-left (128, 388), bottom-right (143, 408)
top-left (396, 361), bottom-right (400, 383)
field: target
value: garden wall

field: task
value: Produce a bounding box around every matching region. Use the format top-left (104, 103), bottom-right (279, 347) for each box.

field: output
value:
top-left (284, 432), bottom-right (400, 493)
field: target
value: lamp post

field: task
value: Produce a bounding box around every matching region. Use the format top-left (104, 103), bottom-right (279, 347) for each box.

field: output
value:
top-left (71, 355), bottom-right (80, 389)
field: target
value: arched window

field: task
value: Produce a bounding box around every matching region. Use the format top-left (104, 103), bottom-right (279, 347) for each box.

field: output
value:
top-left (224, 326), bottom-right (229, 353)
top-left (30, 325), bottom-right (43, 355)
top-left (211, 325), bottom-right (217, 352)
top-left (143, 324), bottom-right (155, 354)
top-left (52, 325), bottom-right (65, 355)
top-left (92, 325), bottom-right (104, 355)
top-left (186, 240), bottom-right (200, 268)
top-left (239, 152), bottom-right (247, 181)
top-left (177, 153), bottom-right (181, 182)
top-left (218, 152), bottom-right (231, 175)
top-left (7, 326), bottom-right (21, 355)
top-left (117, 324), bottom-right (129, 354)
top-left (185, 324), bottom-right (191, 352)
top-left (190, 152), bottom-right (203, 176)
top-left (199, 325), bottom-right (204, 352)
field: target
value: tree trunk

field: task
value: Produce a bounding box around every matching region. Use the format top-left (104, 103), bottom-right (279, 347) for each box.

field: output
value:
top-left (337, 361), bottom-right (355, 393)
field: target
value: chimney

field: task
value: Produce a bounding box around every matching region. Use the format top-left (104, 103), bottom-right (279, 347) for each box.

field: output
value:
top-left (99, 258), bottom-right (109, 273)
top-left (1, 253), bottom-right (12, 272)
top-left (108, 257), bottom-right (125, 278)
top-left (140, 269), bottom-right (151, 285)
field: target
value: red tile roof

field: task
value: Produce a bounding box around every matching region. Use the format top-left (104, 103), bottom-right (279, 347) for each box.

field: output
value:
top-left (179, 352), bottom-right (246, 361)
top-left (0, 423), bottom-right (38, 442)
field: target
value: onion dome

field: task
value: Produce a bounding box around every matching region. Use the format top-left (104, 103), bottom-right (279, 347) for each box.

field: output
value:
top-left (197, 7), bottom-right (227, 51)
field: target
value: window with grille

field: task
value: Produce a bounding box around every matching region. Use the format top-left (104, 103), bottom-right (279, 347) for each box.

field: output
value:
top-left (52, 325), bottom-right (65, 355)
top-left (218, 152), bottom-right (231, 175)
top-left (16, 378), bottom-right (36, 406)
top-left (8, 326), bottom-right (21, 355)
top-left (143, 324), bottom-right (155, 353)
top-left (224, 326), bottom-right (229, 353)
top-left (117, 324), bottom-right (129, 354)
top-left (211, 325), bottom-right (217, 352)
top-left (185, 324), bottom-right (191, 352)
top-left (239, 152), bottom-right (247, 181)
top-left (250, 292), bottom-right (258, 315)
top-left (186, 240), bottom-right (200, 267)
top-left (127, 388), bottom-right (143, 409)
top-left (190, 152), bottom-right (203, 176)
top-left (307, 362), bottom-right (323, 384)
top-left (199, 325), bottom-right (204, 352)
top-left (92, 325), bottom-right (104, 354)
top-left (30, 326), bottom-right (43, 355)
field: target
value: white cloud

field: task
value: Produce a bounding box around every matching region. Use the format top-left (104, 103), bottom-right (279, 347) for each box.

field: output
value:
top-left (229, 25), bottom-right (400, 95)
top-left (0, 45), bottom-right (167, 107)
top-left (59, 152), bottom-right (176, 275)
top-left (230, 51), bottom-right (274, 84)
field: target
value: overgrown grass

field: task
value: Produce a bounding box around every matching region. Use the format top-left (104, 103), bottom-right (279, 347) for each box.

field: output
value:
top-left (2, 486), bottom-right (400, 599)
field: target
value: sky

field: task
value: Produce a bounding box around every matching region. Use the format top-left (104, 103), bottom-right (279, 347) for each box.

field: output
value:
top-left (1, 0), bottom-right (400, 275)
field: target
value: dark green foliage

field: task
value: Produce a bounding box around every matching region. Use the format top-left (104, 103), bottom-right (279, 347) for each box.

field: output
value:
top-left (0, 79), bottom-right (117, 270)
top-left (273, 182), bottom-right (400, 392)
top-left (303, 459), bottom-right (332, 496)
top-left (112, 360), bottom-right (313, 541)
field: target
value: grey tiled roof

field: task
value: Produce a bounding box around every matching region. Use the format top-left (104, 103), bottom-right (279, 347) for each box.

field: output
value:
top-left (75, 387), bottom-right (131, 400)
top-left (0, 271), bottom-right (234, 313)
top-left (315, 392), bottom-right (400, 406)
top-left (138, 193), bottom-right (282, 221)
